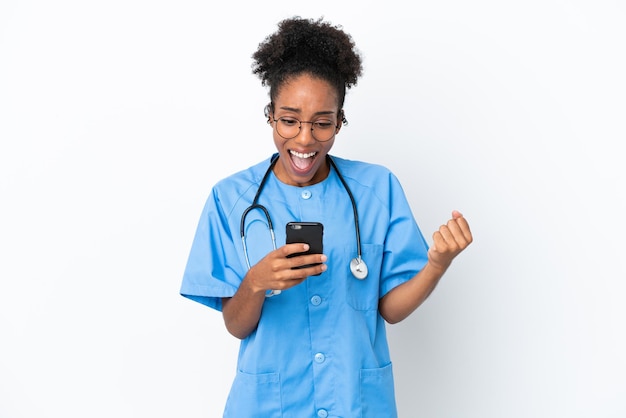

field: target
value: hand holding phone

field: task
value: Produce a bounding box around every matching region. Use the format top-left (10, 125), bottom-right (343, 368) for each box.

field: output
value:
top-left (286, 222), bottom-right (324, 272)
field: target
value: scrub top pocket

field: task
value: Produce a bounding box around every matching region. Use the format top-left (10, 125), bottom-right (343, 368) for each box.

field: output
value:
top-left (360, 362), bottom-right (397, 418)
top-left (223, 370), bottom-right (282, 417)
top-left (345, 244), bottom-right (383, 310)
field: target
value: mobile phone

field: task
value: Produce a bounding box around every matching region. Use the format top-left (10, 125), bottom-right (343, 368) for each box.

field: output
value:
top-left (286, 222), bottom-right (324, 271)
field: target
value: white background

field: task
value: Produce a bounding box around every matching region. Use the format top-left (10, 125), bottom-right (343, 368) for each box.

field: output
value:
top-left (1, 1), bottom-right (625, 417)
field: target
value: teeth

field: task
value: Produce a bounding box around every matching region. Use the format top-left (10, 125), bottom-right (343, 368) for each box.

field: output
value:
top-left (290, 150), bottom-right (317, 159)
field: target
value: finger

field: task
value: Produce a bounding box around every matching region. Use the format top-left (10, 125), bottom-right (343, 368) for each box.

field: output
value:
top-left (446, 218), bottom-right (469, 247)
top-left (448, 210), bottom-right (473, 243)
top-left (301, 253), bottom-right (327, 267)
top-left (286, 254), bottom-right (327, 272)
top-left (453, 215), bottom-right (473, 243)
top-left (437, 225), bottom-right (459, 251)
top-left (431, 230), bottom-right (446, 252)
top-left (295, 262), bottom-right (327, 277)
top-left (281, 243), bottom-right (310, 258)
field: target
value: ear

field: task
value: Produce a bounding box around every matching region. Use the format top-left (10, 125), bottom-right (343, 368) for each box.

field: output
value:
top-left (264, 103), bottom-right (273, 124)
top-left (336, 109), bottom-right (348, 132)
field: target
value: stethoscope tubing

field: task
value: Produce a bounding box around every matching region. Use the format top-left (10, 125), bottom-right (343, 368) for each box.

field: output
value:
top-left (240, 155), bottom-right (280, 270)
top-left (240, 203), bottom-right (277, 270)
top-left (239, 154), bottom-right (366, 292)
top-left (327, 156), bottom-right (362, 262)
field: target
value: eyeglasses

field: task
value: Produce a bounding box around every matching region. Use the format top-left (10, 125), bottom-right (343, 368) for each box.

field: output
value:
top-left (272, 117), bottom-right (339, 142)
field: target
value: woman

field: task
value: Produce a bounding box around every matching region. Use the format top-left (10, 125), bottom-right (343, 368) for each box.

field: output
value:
top-left (180, 16), bottom-right (472, 417)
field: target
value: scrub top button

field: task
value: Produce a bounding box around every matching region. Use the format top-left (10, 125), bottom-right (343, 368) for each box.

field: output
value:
top-left (301, 190), bottom-right (312, 199)
top-left (317, 409), bottom-right (328, 418)
top-left (314, 353), bottom-right (325, 363)
top-left (310, 295), bottom-right (322, 306)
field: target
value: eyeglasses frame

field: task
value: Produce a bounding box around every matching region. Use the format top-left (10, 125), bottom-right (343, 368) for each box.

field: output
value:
top-left (264, 102), bottom-right (349, 143)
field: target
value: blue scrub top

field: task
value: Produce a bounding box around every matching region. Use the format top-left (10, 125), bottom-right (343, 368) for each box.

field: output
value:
top-left (181, 155), bottom-right (429, 418)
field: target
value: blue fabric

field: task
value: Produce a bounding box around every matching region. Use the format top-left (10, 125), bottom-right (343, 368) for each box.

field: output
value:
top-left (181, 155), bottom-right (429, 417)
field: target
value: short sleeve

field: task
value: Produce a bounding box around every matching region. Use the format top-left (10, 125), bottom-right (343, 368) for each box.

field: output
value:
top-left (179, 188), bottom-right (244, 311)
top-left (378, 173), bottom-right (430, 297)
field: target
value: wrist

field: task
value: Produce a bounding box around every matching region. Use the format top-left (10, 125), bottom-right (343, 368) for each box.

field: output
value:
top-left (424, 259), bottom-right (449, 277)
top-left (242, 272), bottom-right (270, 296)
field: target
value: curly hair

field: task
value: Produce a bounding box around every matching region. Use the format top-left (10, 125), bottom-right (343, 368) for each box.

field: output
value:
top-left (252, 16), bottom-right (363, 110)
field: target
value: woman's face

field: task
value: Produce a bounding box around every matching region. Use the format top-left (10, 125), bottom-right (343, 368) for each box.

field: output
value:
top-left (270, 73), bottom-right (341, 187)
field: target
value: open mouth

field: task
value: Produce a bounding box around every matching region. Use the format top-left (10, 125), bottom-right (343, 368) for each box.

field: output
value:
top-left (289, 150), bottom-right (318, 172)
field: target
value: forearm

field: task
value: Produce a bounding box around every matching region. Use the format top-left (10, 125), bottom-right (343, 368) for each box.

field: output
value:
top-left (221, 276), bottom-right (266, 339)
top-left (378, 261), bottom-right (447, 324)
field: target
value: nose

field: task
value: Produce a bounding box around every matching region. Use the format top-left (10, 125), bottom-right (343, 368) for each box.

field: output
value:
top-left (294, 122), bottom-right (317, 145)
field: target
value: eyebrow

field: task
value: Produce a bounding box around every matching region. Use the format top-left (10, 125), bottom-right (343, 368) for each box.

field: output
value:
top-left (278, 106), bottom-right (336, 116)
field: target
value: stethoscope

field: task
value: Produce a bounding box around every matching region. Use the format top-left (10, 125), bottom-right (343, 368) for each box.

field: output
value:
top-left (240, 154), bottom-right (369, 296)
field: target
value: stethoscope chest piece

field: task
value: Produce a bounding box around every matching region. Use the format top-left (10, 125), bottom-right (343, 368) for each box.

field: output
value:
top-left (350, 257), bottom-right (368, 280)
